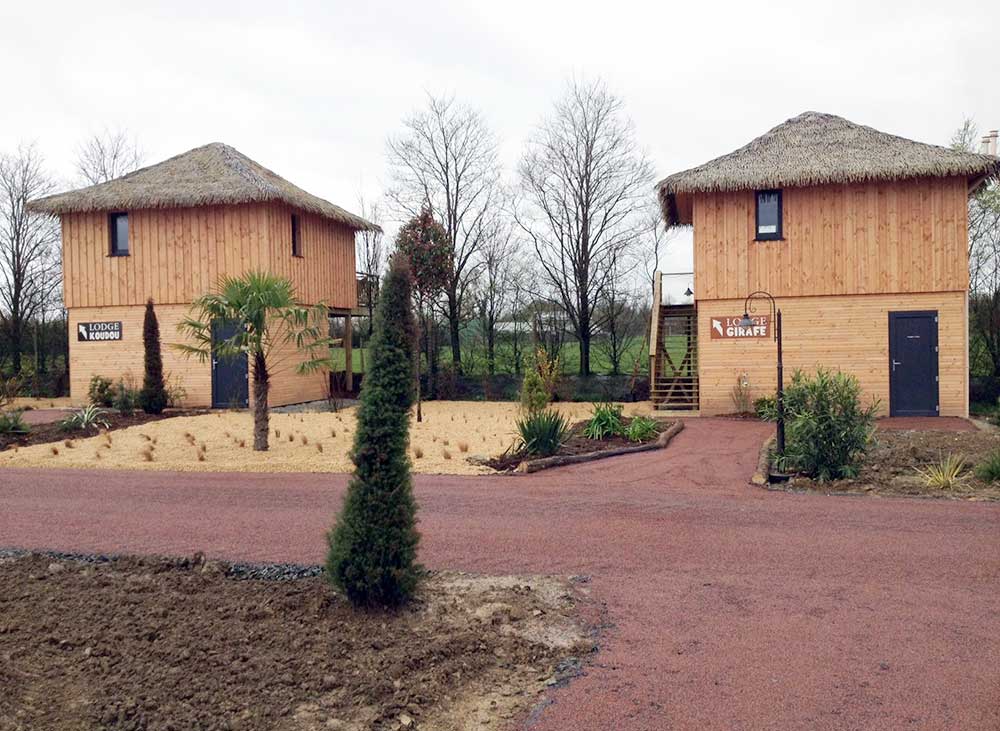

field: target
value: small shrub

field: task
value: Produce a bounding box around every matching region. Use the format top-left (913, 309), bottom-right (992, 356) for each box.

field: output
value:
top-left (63, 439), bottom-right (75, 448)
top-left (754, 395), bottom-right (777, 421)
top-left (301, 434), bottom-right (309, 445)
top-left (442, 449), bottom-right (452, 460)
top-left (0, 409), bottom-right (29, 435)
top-left (112, 380), bottom-right (139, 416)
top-left (583, 402), bottom-right (624, 440)
top-left (457, 440), bottom-right (469, 453)
top-left (624, 416), bottom-right (659, 443)
top-left (59, 405), bottom-right (110, 433)
top-left (516, 409), bottom-right (569, 457)
top-left (413, 446), bottom-right (424, 459)
top-left (731, 373), bottom-right (752, 414)
top-left (164, 372), bottom-right (187, 408)
top-left (916, 454), bottom-right (968, 490)
top-left (535, 348), bottom-right (561, 400)
top-left (974, 449), bottom-right (1000, 483)
top-left (316, 442), bottom-right (324, 453)
top-left (88, 376), bottom-right (115, 407)
top-left (141, 447), bottom-right (154, 462)
top-left (519, 367), bottom-right (550, 414)
top-left (50, 445), bottom-right (59, 456)
top-left (778, 368), bottom-right (878, 481)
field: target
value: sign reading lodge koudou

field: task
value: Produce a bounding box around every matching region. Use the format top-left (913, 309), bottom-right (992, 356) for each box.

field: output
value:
top-left (77, 321), bottom-right (122, 342)
top-left (709, 315), bottom-right (770, 340)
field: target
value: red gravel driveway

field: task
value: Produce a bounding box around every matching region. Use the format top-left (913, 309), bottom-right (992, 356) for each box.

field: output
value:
top-left (2, 417), bottom-right (998, 730)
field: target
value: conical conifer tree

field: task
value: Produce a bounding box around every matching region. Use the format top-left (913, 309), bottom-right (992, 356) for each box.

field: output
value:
top-left (139, 299), bottom-right (169, 414)
top-left (326, 256), bottom-right (421, 607)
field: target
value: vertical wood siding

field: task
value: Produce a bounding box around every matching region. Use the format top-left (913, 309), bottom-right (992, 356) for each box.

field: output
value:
top-left (692, 177), bottom-right (969, 300)
top-left (62, 204), bottom-right (357, 309)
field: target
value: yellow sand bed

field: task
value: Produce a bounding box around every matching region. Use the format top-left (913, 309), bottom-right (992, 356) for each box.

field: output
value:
top-left (0, 401), bottom-right (656, 475)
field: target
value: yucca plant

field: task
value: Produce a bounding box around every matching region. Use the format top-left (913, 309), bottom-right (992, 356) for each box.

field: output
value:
top-left (59, 405), bottom-right (110, 433)
top-left (915, 453), bottom-right (969, 490)
top-left (974, 449), bottom-right (1000, 483)
top-left (583, 402), bottom-right (624, 440)
top-left (517, 409), bottom-right (569, 457)
top-left (0, 409), bottom-right (29, 435)
top-left (624, 415), bottom-right (659, 443)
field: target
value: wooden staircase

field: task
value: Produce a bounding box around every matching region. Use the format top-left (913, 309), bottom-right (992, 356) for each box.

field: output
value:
top-left (648, 274), bottom-right (699, 410)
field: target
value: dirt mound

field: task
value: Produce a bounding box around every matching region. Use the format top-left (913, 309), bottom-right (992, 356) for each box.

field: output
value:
top-left (0, 553), bottom-right (592, 731)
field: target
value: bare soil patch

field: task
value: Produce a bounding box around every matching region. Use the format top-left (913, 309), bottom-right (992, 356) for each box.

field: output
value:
top-left (0, 410), bottom-right (203, 452)
top-left (0, 401), bottom-right (657, 475)
top-left (0, 552), bottom-right (591, 731)
top-left (789, 428), bottom-right (1000, 500)
top-left (484, 416), bottom-right (671, 472)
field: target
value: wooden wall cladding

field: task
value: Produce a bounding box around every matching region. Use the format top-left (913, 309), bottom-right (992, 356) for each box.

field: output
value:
top-left (693, 177), bottom-right (969, 300)
top-left (61, 203), bottom-right (357, 310)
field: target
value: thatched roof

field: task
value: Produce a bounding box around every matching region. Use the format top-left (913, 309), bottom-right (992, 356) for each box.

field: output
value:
top-left (28, 142), bottom-right (379, 231)
top-left (657, 111), bottom-right (1000, 226)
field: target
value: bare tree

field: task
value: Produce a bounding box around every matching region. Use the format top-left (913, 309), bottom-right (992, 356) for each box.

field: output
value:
top-left (516, 78), bottom-right (653, 376)
top-left (355, 195), bottom-right (385, 336)
top-left (952, 119), bottom-right (1000, 377)
top-left (76, 128), bottom-right (144, 185)
top-left (637, 201), bottom-right (676, 296)
top-left (474, 217), bottom-right (519, 375)
top-left (386, 94), bottom-right (503, 371)
top-left (594, 254), bottom-right (643, 375)
top-left (0, 144), bottom-right (62, 376)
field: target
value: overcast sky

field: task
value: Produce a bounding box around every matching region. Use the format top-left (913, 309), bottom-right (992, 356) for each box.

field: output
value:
top-left (2, 0), bottom-right (998, 282)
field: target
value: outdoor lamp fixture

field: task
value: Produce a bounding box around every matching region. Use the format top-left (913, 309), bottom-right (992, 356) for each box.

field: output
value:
top-left (740, 291), bottom-right (785, 457)
top-left (683, 287), bottom-right (694, 297)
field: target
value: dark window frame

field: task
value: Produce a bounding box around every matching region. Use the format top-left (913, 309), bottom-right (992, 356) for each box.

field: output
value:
top-left (291, 214), bottom-right (302, 257)
top-left (108, 212), bottom-right (129, 256)
top-left (754, 189), bottom-right (783, 241)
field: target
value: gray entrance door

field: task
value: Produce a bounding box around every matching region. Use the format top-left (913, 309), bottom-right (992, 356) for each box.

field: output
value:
top-left (211, 320), bottom-right (249, 408)
top-left (888, 311), bottom-right (938, 417)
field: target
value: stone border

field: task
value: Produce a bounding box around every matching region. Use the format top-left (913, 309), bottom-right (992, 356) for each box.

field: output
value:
top-left (516, 421), bottom-right (684, 474)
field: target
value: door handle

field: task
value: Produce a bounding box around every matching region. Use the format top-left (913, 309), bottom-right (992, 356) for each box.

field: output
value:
top-left (892, 360), bottom-right (902, 372)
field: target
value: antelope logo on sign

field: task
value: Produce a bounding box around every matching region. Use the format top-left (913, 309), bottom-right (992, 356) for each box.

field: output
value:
top-left (709, 315), bottom-right (770, 340)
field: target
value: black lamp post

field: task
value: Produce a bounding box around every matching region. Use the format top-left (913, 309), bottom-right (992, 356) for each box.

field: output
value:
top-left (740, 291), bottom-right (784, 457)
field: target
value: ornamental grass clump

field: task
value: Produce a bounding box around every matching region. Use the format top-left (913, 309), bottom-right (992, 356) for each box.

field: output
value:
top-left (326, 257), bottom-right (421, 608)
top-left (974, 449), bottom-right (1000, 483)
top-left (778, 368), bottom-right (878, 481)
top-left (916, 453), bottom-right (969, 490)
top-left (583, 402), bottom-right (624, 440)
top-left (624, 415), bottom-right (659, 443)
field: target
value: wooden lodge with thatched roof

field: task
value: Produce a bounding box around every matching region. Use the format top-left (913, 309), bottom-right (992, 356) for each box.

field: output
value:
top-left (652, 112), bottom-right (1000, 417)
top-left (28, 142), bottom-right (378, 408)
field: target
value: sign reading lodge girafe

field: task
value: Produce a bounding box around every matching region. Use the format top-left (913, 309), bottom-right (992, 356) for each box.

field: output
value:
top-left (77, 321), bottom-right (122, 342)
top-left (709, 315), bottom-right (770, 340)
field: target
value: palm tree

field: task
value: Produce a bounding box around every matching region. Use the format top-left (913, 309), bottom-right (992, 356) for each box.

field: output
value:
top-left (176, 272), bottom-right (332, 451)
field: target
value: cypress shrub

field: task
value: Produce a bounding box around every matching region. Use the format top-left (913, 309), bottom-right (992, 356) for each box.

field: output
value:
top-left (326, 257), bottom-right (421, 607)
top-left (139, 299), bottom-right (169, 414)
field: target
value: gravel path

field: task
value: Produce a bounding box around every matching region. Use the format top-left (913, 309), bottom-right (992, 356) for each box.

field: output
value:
top-left (2, 417), bottom-right (998, 730)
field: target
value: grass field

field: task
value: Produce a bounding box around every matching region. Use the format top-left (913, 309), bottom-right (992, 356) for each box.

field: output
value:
top-left (330, 335), bottom-right (651, 376)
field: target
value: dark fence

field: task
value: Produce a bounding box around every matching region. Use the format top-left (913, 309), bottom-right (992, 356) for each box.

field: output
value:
top-left (330, 371), bottom-right (649, 403)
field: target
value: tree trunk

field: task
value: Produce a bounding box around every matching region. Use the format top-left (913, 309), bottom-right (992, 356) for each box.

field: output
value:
top-left (579, 333), bottom-right (591, 377)
top-left (252, 352), bottom-right (270, 451)
top-left (487, 327), bottom-right (495, 376)
top-left (447, 290), bottom-right (462, 371)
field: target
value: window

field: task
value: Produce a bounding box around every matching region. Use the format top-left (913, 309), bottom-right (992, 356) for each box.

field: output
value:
top-left (291, 214), bottom-right (302, 257)
top-left (109, 212), bottom-right (129, 256)
top-left (755, 190), bottom-right (782, 241)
